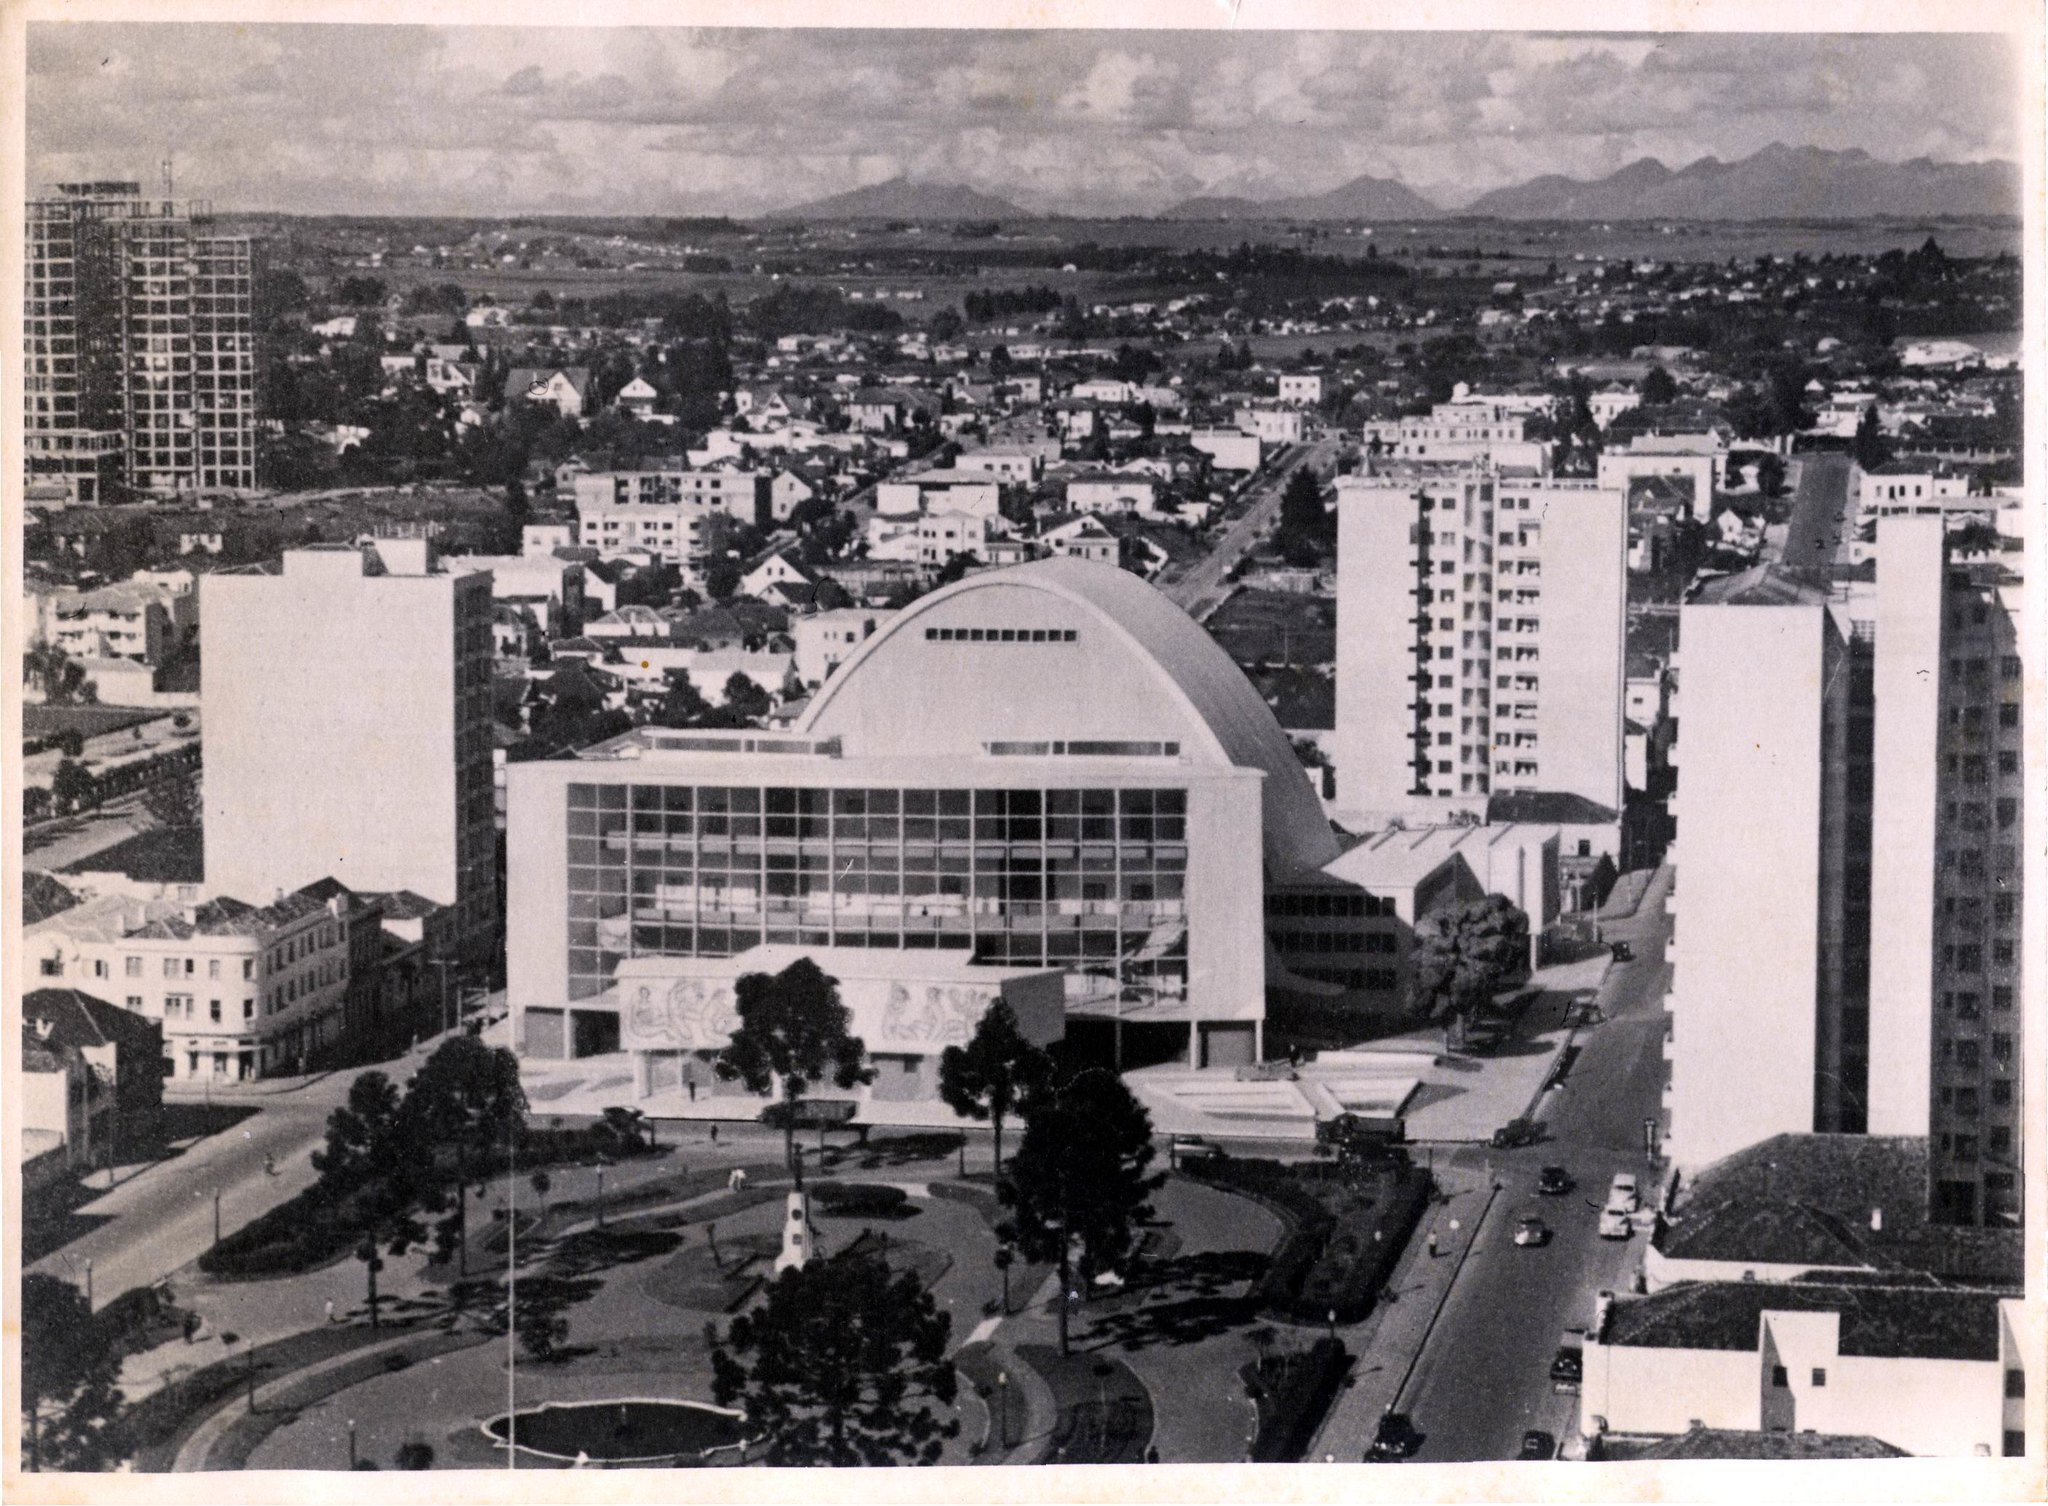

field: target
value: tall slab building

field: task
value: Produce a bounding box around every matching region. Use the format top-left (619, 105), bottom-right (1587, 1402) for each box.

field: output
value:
top-left (201, 543), bottom-right (498, 961)
top-left (1666, 519), bottom-right (2023, 1226)
top-left (24, 181), bottom-right (256, 503)
top-left (1333, 468), bottom-right (1628, 825)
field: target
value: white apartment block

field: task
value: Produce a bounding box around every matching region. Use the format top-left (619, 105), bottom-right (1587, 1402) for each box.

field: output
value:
top-left (1855, 463), bottom-right (1971, 520)
top-left (1864, 517), bottom-right (2025, 1227)
top-left (1596, 445), bottom-right (1719, 521)
top-left (1334, 471), bottom-right (1627, 825)
top-left (1277, 374), bottom-right (1324, 406)
top-left (202, 543), bottom-right (497, 959)
top-left (573, 470), bottom-right (771, 561)
top-left (24, 888), bottom-right (353, 1080)
top-left (952, 448), bottom-right (1044, 485)
top-left (1362, 401), bottom-right (1549, 473)
top-left (1663, 597), bottom-right (1857, 1173)
top-left (873, 472), bottom-right (1002, 519)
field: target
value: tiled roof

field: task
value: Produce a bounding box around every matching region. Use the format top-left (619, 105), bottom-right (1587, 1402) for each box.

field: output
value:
top-left (1485, 791), bottom-right (1620, 825)
top-left (1661, 1133), bottom-right (2022, 1284)
top-left (1602, 1277), bottom-right (2009, 1362)
top-left (1604, 1427), bottom-right (1907, 1461)
top-left (24, 987), bottom-right (162, 1051)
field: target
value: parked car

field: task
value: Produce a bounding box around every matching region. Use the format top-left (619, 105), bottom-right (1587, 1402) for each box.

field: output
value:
top-left (1537, 1165), bottom-right (1573, 1196)
top-left (1169, 1134), bottom-right (1220, 1164)
top-left (1519, 1430), bottom-right (1557, 1460)
top-left (1610, 940), bottom-right (1634, 961)
top-left (1550, 1344), bottom-right (1583, 1392)
top-left (1598, 1208), bottom-right (1633, 1240)
top-left (1490, 1117), bottom-right (1542, 1150)
top-left (1605, 1173), bottom-right (1640, 1214)
top-left (1365, 1411), bottom-right (1421, 1461)
top-left (1514, 1216), bottom-right (1552, 1247)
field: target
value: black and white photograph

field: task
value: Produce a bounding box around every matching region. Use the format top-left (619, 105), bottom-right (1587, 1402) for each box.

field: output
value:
top-left (4, 2), bottom-right (2041, 1497)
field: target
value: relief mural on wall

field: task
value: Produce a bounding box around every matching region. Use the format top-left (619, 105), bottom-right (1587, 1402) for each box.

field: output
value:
top-left (621, 971), bottom-right (995, 1053)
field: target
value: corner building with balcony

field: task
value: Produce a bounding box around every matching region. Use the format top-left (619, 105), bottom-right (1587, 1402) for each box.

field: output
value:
top-left (506, 559), bottom-right (1342, 1086)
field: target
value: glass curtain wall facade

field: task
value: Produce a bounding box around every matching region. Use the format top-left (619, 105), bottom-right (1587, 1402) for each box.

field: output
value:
top-left (564, 781), bottom-right (1190, 1013)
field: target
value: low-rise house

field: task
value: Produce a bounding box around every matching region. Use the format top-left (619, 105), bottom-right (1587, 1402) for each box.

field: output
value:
top-left (1190, 429), bottom-right (1263, 473)
top-left (793, 608), bottom-right (896, 689)
top-left (740, 550), bottom-right (817, 601)
top-left (616, 376), bottom-right (660, 417)
top-left (1038, 513), bottom-right (1120, 566)
top-left (23, 987), bottom-right (165, 1171)
top-left (1581, 1278), bottom-right (2027, 1459)
top-left (506, 367), bottom-right (593, 419)
top-left (1277, 373), bottom-right (1324, 406)
top-left (1236, 407), bottom-right (1306, 446)
top-left (1064, 473), bottom-right (1162, 518)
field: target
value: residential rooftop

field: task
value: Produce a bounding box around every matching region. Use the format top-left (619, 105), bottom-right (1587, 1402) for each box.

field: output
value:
top-left (1600, 1275), bottom-right (2011, 1362)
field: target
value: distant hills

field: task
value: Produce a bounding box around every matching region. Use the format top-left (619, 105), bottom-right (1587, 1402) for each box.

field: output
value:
top-left (1458, 144), bottom-right (2021, 221)
top-left (766, 146), bottom-right (2018, 223)
top-left (770, 177), bottom-right (1032, 221)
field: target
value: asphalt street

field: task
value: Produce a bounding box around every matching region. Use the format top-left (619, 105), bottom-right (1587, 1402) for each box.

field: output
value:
top-left (1164, 438), bottom-right (1337, 620)
top-left (1393, 862), bottom-right (1676, 1462)
top-left (1781, 452), bottom-right (1853, 572)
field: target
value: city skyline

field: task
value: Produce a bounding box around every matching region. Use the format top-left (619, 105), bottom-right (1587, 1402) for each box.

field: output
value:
top-left (25, 25), bottom-right (2025, 218)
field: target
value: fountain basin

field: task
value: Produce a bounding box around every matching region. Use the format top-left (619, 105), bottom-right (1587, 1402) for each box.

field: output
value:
top-left (483, 1398), bottom-right (746, 1464)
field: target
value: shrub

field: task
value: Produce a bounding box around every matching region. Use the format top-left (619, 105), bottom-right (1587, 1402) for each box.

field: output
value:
top-left (809, 1181), bottom-right (911, 1219)
top-left (1245, 1338), bottom-right (1349, 1463)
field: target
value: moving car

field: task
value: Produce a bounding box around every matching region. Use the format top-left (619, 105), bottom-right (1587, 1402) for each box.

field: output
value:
top-left (1514, 1216), bottom-right (1552, 1247)
top-left (1537, 1165), bottom-right (1572, 1196)
top-left (1519, 1430), bottom-right (1557, 1461)
top-left (1598, 1208), bottom-right (1633, 1240)
top-left (1365, 1411), bottom-right (1420, 1461)
top-left (1550, 1344), bottom-right (1583, 1392)
top-left (1605, 1172), bottom-right (1640, 1214)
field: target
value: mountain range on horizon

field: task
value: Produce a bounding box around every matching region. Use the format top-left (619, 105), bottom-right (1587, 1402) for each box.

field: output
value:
top-left (772, 144), bottom-right (2020, 223)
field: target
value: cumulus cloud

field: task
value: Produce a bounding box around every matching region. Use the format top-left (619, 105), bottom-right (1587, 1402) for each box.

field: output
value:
top-left (23, 23), bottom-right (2022, 216)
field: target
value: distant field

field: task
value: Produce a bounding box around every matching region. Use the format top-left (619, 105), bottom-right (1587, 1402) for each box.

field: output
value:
top-left (24, 706), bottom-right (164, 742)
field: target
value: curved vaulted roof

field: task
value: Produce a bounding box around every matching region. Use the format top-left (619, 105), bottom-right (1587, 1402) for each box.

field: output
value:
top-left (796, 558), bottom-right (1338, 876)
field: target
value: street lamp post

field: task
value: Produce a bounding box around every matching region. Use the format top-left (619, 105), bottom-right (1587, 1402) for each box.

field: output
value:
top-left (996, 1369), bottom-right (1010, 1450)
top-left (347, 1419), bottom-right (358, 1469)
top-left (595, 1163), bottom-right (606, 1229)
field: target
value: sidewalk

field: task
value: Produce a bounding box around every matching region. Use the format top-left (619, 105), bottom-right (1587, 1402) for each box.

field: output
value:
top-left (1308, 1160), bottom-right (1497, 1461)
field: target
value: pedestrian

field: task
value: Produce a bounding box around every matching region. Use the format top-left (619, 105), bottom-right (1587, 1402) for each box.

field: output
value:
top-left (688, 1080), bottom-right (697, 1103)
top-left (1427, 1229), bottom-right (1440, 1259)
top-left (709, 1122), bottom-right (719, 1144)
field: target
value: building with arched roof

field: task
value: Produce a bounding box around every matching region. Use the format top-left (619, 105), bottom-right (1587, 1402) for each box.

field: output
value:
top-left (505, 560), bottom-right (1353, 1100)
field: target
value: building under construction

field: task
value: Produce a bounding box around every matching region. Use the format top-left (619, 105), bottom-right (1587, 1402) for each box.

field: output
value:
top-left (24, 180), bottom-right (257, 504)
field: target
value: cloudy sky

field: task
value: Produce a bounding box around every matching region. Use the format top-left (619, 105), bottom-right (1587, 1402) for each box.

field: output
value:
top-left (25, 26), bottom-right (2023, 216)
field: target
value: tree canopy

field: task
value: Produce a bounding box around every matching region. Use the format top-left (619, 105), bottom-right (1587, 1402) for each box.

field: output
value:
top-left (999, 1069), bottom-right (1163, 1353)
top-left (710, 1250), bottom-right (958, 1466)
top-left (1411, 895), bottom-right (1531, 1050)
top-left (716, 958), bottom-right (874, 1186)
top-left (936, 1000), bottom-right (1052, 1176)
top-left (20, 1274), bottom-right (125, 1471)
